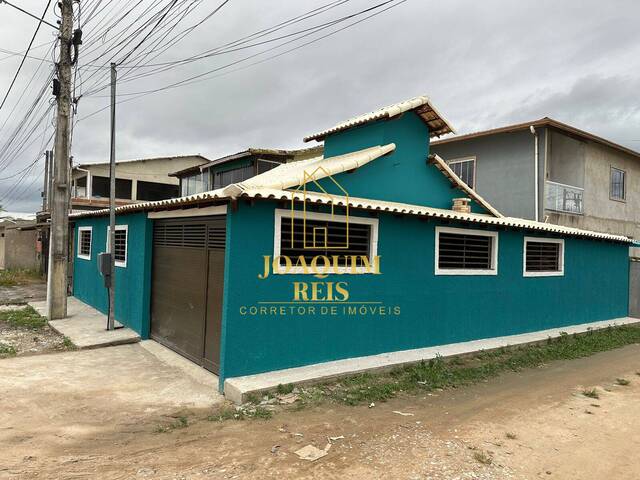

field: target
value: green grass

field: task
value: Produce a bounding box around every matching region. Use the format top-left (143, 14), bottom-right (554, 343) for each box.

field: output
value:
top-left (0, 269), bottom-right (41, 287)
top-left (0, 306), bottom-right (46, 329)
top-left (155, 415), bottom-right (189, 433)
top-left (291, 325), bottom-right (640, 407)
top-left (62, 336), bottom-right (76, 350)
top-left (473, 450), bottom-right (493, 465)
top-left (615, 378), bottom-right (630, 386)
top-left (0, 342), bottom-right (16, 357)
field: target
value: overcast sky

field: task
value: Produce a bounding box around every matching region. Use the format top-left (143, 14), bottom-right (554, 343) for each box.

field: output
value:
top-left (1, 0), bottom-right (639, 213)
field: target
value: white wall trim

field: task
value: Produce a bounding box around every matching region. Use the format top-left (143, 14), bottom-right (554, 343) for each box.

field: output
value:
top-left (523, 236), bottom-right (564, 277)
top-left (77, 226), bottom-right (92, 260)
top-left (435, 226), bottom-right (498, 276)
top-left (147, 204), bottom-right (227, 219)
top-left (106, 224), bottom-right (128, 268)
top-left (273, 208), bottom-right (379, 275)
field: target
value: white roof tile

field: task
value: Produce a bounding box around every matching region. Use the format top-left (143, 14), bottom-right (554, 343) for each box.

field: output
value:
top-left (303, 95), bottom-right (454, 142)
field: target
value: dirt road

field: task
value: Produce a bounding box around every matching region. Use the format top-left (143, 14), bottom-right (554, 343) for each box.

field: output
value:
top-left (2, 344), bottom-right (640, 479)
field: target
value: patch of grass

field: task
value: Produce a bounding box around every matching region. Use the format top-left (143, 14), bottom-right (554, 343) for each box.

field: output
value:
top-left (473, 450), bottom-right (493, 465)
top-left (299, 325), bottom-right (640, 407)
top-left (0, 269), bottom-right (41, 287)
top-left (0, 306), bottom-right (46, 329)
top-left (582, 388), bottom-right (599, 399)
top-left (155, 415), bottom-right (188, 433)
top-left (505, 432), bottom-right (517, 440)
top-left (615, 378), bottom-right (630, 386)
top-left (0, 342), bottom-right (16, 357)
top-left (62, 336), bottom-right (76, 350)
top-left (276, 383), bottom-right (294, 395)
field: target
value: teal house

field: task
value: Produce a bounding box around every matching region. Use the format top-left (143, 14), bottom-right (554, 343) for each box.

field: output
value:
top-left (70, 96), bottom-right (632, 395)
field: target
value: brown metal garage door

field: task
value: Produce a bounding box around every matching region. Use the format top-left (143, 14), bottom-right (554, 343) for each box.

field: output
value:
top-left (150, 216), bottom-right (225, 374)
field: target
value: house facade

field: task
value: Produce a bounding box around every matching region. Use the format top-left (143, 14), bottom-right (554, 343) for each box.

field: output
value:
top-left (430, 118), bottom-right (640, 250)
top-left (68, 97), bottom-right (631, 396)
top-left (70, 155), bottom-right (208, 211)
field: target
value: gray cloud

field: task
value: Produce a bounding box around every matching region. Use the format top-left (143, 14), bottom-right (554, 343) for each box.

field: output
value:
top-left (1, 0), bottom-right (639, 212)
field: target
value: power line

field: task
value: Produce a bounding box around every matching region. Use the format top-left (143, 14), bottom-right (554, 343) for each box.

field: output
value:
top-left (0, 0), bottom-right (54, 112)
top-left (0, 0), bottom-right (58, 29)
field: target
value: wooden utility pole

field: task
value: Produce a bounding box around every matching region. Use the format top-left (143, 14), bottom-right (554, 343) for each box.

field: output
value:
top-left (107, 62), bottom-right (116, 330)
top-left (47, 0), bottom-right (73, 320)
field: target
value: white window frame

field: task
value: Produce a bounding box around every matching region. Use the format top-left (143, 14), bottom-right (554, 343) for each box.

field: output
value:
top-left (106, 225), bottom-right (128, 268)
top-left (273, 208), bottom-right (379, 275)
top-left (446, 156), bottom-right (476, 188)
top-left (523, 237), bottom-right (564, 277)
top-left (435, 226), bottom-right (498, 276)
top-left (77, 226), bottom-right (92, 260)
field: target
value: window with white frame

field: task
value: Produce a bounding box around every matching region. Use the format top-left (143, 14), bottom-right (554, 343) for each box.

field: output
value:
top-left (447, 157), bottom-right (476, 188)
top-left (273, 209), bottom-right (379, 274)
top-left (523, 237), bottom-right (564, 277)
top-left (610, 167), bottom-right (626, 201)
top-left (77, 226), bottom-right (92, 260)
top-left (106, 225), bottom-right (128, 267)
top-left (435, 226), bottom-right (498, 275)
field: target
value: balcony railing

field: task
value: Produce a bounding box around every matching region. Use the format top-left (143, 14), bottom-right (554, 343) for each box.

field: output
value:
top-left (545, 180), bottom-right (584, 215)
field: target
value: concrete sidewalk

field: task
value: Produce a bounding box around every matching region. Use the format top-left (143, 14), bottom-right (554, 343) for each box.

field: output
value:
top-left (29, 297), bottom-right (140, 349)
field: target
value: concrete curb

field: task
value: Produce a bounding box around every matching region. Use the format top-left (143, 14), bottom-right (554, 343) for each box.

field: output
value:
top-left (224, 316), bottom-right (640, 404)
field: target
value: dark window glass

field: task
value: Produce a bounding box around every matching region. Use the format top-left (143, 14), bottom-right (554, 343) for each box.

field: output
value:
top-left (279, 217), bottom-right (371, 267)
top-left (137, 181), bottom-right (179, 201)
top-left (448, 159), bottom-right (475, 188)
top-left (92, 176), bottom-right (132, 199)
top-left (610, 168), bottom-right (626, 200)
top-left (438, 232), bottom-right (492, 270)
top-left (525, 241), bottom-right (560, 272)
top-left (213, 165), bottom-right (254, 189)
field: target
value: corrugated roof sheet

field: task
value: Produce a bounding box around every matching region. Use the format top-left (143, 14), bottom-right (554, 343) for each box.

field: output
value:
top-left (303, 95), bottom-right (455, 143)
top-left (224, 144), bottom-right (395, 196)
top-left (69, 186), bottom-right (630, 243)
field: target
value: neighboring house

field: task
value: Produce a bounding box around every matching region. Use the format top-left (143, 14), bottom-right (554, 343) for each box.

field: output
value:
top-left (171, 146), bottom-right (323, 196)
top-left (0, 215), bottom-right (41, 271)
top-left (431, 118), bottom-right (640, 245)
top-left (71, 155), bottom-right (209, 211)
top-left (68, 95), bottom-right (631, 399)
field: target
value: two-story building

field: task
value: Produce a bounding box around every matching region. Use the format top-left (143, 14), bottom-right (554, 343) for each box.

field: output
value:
top-left (70, 154), bottom-right (209, 211)
top-left (430, 118), bottom-right (640, 248)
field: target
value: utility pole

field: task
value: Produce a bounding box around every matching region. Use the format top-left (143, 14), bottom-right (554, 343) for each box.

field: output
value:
top-left (47, 0), bottom-right (73, 320)
top-left (42, 151), bottom-right (49, 212)
top-left (107, 62), bottom-right (116, 331)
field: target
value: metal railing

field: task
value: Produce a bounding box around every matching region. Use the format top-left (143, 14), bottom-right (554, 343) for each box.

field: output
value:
top-left (545, 180), bottom-right (584, 214)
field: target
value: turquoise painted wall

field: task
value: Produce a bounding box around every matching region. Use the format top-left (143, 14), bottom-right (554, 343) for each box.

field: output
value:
top-left (315, 112), bottom-right (486, 213)
top-left (220, 201), bottom-right (629, 382)
top-left (72, 212), bottom-right (153, 337)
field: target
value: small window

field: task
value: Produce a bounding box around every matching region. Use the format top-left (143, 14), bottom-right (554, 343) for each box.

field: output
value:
top-left (447, 157), bottom-right (476, 188)
top-left (77, 227), bottom-right (92, 260)
top-left (274, 209), bottom-right (379, 274)
top-left (523, 237), bottom-right (564, 277)
top-left (435, 226), bottom-right (498, 275)
top-left (610, 167), bottom-right (626, 201)
top-left (106, 225), bottom-right (128, 267)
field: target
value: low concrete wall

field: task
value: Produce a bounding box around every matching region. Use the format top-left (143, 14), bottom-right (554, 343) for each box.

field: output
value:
top-left (4, 228), bottom-right (39, 271)
top-left (630, 260), bottom-right (640, 318)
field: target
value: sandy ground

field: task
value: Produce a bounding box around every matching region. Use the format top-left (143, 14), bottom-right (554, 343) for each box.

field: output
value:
top-left (1, 343), bottom-right (640, 479)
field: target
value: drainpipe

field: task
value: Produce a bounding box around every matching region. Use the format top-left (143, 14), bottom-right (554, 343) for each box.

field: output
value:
top-left (530, 125), bottom-right (539, 221)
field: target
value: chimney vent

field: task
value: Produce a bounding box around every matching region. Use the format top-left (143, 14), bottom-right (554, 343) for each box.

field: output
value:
top-left (452, 197), bottom-right (471, 213)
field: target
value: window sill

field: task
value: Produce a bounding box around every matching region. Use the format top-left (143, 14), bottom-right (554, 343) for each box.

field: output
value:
top-left (77, 254), bottom-right (91, 260)
top-left (435, 268), bottom-right (498, 276)
top-left (524, 271), bottom-right (564, 277)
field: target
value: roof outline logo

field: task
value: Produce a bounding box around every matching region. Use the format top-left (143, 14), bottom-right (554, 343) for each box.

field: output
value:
top-left (290, 166), bottom-right (350, 250)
